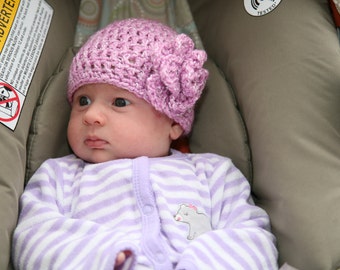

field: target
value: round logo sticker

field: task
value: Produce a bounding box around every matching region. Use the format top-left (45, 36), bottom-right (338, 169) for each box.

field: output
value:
top-left (244, 0), bottom-right (282, 16)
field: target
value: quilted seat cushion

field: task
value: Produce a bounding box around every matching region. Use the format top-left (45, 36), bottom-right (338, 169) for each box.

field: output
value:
top-left (189, 0), bottom-right (340, 269)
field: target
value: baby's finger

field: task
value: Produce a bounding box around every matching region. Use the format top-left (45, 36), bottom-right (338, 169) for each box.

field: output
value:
top-left (115, 252), bottom-right (126, 266)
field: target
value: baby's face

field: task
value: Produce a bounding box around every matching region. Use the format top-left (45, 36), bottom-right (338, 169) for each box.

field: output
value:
top-left (67, 83), bottom-right (182, 163)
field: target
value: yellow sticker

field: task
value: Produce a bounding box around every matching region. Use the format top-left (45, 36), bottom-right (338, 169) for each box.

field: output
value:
top-left (0, 0), bottom-right (20, 53)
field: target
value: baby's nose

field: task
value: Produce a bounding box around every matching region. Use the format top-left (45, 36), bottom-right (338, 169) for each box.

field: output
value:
top-left (83, 104), bottom-right (106, 126)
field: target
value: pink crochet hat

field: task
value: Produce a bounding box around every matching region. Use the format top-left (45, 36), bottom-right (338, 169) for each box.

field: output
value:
top-left (68, 18), bottom-right (208, 134)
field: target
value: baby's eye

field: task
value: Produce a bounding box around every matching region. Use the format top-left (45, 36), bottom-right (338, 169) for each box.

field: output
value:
top-left (79, 96), bottom-right (91, 106)
top-left (114, 98), bottom-right (131, 107)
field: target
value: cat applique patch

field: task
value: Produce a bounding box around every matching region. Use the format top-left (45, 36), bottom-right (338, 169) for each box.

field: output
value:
top-left (174, 204), bottom-right (212, 240)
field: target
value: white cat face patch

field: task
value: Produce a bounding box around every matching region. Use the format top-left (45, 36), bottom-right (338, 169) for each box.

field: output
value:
top-left (244, 0), bottom-right (282, 16)
top-left (174, 204), bottom-right (211, 240)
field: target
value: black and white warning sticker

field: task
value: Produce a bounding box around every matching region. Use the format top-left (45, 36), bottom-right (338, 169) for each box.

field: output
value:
top-left (0, 0), bottom-right (53, 130)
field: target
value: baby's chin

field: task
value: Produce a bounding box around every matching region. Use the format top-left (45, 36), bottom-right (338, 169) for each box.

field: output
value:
top-left (75, 148), bottom-right (172, 163)
top-left (75, 152), bottom-right (117, 164)
top-left (78, 153), bottom-right (134, 164)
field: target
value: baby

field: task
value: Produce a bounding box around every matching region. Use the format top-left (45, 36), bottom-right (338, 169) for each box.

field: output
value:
top-left (12, 18), bottom-right (278, 269)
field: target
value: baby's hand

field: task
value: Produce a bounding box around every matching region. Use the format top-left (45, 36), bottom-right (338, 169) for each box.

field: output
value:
top-left (114, 250), bottom-right (132, 269)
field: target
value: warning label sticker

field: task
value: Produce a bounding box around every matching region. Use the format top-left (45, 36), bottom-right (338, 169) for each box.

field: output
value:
top-left (0, 0), bottom-right (53, 130)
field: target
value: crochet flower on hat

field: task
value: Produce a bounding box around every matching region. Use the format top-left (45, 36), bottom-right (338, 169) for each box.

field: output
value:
top-left (147, 34), bottom-right (208, 133)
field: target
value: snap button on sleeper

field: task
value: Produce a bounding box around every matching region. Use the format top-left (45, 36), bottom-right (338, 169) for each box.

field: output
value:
top-left (142, 204), bottom-right (154, 215)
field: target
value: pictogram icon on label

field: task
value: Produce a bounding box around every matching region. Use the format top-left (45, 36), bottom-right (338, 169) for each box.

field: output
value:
top-left (0, 82), bottom-right (20, 122)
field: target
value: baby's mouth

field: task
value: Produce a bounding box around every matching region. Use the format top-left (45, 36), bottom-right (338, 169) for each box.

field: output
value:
top-left (84, 136), bottom-right (108, 148)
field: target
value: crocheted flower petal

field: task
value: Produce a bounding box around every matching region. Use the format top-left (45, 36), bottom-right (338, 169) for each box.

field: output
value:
top-left (146, 73), bottom-right (169, 113)
top-left (174, 34), bottom-right (195, 56)
top-left (159, 55), bottom-right (181, 96)
top-left (180, 50), bottom-right (208, 98)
